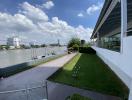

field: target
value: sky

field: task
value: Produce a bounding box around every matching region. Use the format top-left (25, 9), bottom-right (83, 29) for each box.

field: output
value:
top-left (0, 0), bottom-right (104, 45)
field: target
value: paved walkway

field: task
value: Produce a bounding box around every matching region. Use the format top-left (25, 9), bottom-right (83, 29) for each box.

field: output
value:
top-left (0, 53), bottom-right (76, 99)
top-left (0, 53), bottom-right (121, 100)
top-left (47, 81), bottom-right (121, 100)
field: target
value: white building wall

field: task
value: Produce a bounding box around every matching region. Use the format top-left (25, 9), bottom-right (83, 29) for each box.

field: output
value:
top-left (13, 38), bottom-right (20, 47)
top-left (92, 36), bottom-right (132, 89)
top-left (7, 37), bottom-right (20, 48)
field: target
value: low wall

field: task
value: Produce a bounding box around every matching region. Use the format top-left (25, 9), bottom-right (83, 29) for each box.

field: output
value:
top-left (0, 53), bottom-right (67, 77)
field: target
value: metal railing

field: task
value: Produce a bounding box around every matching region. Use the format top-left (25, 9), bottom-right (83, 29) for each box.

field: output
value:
top-left (0, 81), bottom-right (48, 100)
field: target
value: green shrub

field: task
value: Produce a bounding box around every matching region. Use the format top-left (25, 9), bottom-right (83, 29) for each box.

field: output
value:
top-left (72, 44), bottom-right (79, 51)
top-left (68, 38), bottom-right (80, 48)
top-left (79, 47), bottom-right (96, 54)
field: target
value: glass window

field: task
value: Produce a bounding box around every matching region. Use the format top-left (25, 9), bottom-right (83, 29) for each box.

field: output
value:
top-left (98, 33), bottom-right (120, 52)
top-left (127, 0), bottom-right (132, 36)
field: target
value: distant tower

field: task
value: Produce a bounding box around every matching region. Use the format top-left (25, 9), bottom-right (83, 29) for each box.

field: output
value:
top-left (58, 39), bottom-right (60, 46)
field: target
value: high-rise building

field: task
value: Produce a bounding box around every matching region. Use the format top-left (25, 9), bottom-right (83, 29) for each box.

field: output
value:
top-left (7, 36), bottom-right (20, 48)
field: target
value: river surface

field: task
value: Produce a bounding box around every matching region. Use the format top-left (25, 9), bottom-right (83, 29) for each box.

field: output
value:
top-left (0, 46), bottom-right (67, 68)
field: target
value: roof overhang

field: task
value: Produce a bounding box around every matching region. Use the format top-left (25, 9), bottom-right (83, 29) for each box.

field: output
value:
top-left (91, 0), bottom-right (120, 39)
top-left (91, 0), bottom-right (132, 39)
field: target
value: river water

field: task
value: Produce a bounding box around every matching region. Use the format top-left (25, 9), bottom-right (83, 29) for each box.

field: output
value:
top-left (0, 46), bottom-right (67, 68)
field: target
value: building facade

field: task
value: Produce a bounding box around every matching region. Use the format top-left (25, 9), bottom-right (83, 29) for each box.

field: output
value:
top-left (7, 36), bottom-right (20, 48)
top-left (91, 0), bottom-right (132, 99)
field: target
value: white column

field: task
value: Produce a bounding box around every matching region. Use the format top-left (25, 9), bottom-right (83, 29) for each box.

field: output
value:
top-left (121, 0), bottom-right (127, 53)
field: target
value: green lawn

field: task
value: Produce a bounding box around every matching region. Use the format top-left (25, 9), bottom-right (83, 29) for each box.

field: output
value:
top-left (49, 53), bottom-right (129, 98)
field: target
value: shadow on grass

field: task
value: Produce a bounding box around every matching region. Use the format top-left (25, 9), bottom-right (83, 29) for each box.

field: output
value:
top-left (49, 53), bottom-right (129, 99)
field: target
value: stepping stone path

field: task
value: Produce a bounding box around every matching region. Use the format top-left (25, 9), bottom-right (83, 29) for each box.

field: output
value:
top-left (72, 65), bottom-right (81, 79)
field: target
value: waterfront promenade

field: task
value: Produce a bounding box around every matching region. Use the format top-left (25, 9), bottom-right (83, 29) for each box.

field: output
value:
top-left (0, 53), bottom-right (76, 100)
top-left (0, 53), bottom-right (121, 100)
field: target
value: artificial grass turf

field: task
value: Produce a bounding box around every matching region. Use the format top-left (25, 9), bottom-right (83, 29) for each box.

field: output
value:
top-left (49, 53), bottom-right (129, 98)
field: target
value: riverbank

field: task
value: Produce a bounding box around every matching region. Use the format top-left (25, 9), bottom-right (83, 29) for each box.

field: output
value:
top-left (0, 52), bottom-right (67, 78)
top-left (0, 53), bottom-right (77, 100)
top-left (0, 46), bottom-right (67, 68)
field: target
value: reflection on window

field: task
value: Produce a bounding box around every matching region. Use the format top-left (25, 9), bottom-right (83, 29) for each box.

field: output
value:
top-left (127, 30), bottom-right (132, 36)
top-left (99, 34), bottom-right (120, 52)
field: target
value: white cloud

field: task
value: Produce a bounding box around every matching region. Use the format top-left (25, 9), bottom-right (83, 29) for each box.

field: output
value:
top-left (0, 12), bottom-right (36, 32)
top-left (75, 25), bottom-right (93, 41)
top-left (20, 2), bottom-right (49, 23)
top-left (0, 2), bottom-right (93, 44)
top-left (38, 17), bottom-right (93, 42)
top-left (42, 1), bottom-right (54, 9)
top-left (77, 13), bottom-right (84, 17)
top-left (87, 2), bottom-right (103, 15)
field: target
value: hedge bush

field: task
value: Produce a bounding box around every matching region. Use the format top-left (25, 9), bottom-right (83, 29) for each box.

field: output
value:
top-left (79, 47), bottom-right (96, 54)
top-left (72, 44), bottom-right (79, 51)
